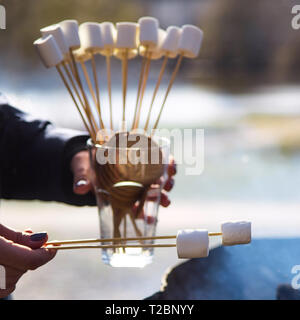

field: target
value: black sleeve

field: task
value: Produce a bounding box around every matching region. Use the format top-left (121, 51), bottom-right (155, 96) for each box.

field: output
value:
top-left (0, 103), bottom-right (96, 206)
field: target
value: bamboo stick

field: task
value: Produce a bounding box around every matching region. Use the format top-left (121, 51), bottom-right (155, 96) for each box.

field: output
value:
top-left (144, 56), bottom-right (168, 131)
top-left (91, 54), bottom-right (105, 130)
top-left (133, 53), bottom-right (152, 130)
top-left (152, 54), bottom-right (184, 131)
top-left (47, 244), bottom-right (177, 250)
top-left (69, 49), bottom-right (99, 137)
top-left (46, 232), bottom-right (222, 246)
top-left (106, 55), bottom-right (113, 131)
top-left (56, 65), bottom-right (94, 140)
top-left (121, 49), bottom-right (129, 127)
top-left (131, 55), bottom-right (147, 130)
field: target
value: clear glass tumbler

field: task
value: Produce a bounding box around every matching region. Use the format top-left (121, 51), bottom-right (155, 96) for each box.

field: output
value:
top-left (87, 133), bottom-right (170, 267)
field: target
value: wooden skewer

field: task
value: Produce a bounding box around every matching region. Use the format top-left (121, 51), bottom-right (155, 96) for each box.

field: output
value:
top-left (47, 244), bottom-right (177, 250)
top-left (131, 54), bottom-right (147, 130)
top-left (69, 49), bottom-right (99, 139)
top-left (106, 55), bottom-right (113, 131)
top-left (62, 61), bottom-right (85, 108)
top-left (121, 49), bottom-right (129, 128)
top-left (46, 232), bottom-right (222, 246)
top-left (91, 54), bottom-right (105, 130)
top-left (133, 52), bottom-right (152, 130)
top-left (152, 54), bottom-right (184, 132)
top-left (144, 56), bottom-right (168, 131)
top-left (56, 64), bottom-right (94, 140)
top-left (80, 61), bottom-right (103, 131)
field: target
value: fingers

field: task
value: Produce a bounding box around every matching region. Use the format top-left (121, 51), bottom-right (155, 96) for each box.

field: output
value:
top-left (168, 155), bottom-right (177, 177)
top-left (71, 150), bottom-right (93, 195)
top-left (0, 237), bottom-right (56, 272)
top-left (160, 191), bottom-right (171, 207)
top-left (0, 225), bottom-right (49, 250)
top-left (163, 177), bottom-right (174, 192)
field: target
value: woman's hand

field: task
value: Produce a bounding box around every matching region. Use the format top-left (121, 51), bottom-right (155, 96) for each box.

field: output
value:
top-left (0, 224), bottom-right (56, 298)
top-left (71, 151), bottom-right (176, 207)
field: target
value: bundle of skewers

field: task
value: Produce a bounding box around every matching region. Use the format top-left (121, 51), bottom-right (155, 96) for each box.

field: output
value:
top-left (34, 17), bottom-right (203, 254)
top-left (46, 221), bottom-right (251, 259)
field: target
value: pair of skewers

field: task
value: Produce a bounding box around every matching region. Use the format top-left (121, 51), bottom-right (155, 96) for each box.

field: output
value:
top-left (34, 17), bottom-right (203, 142)
top-left (45, 221), bottom-right (251, 259)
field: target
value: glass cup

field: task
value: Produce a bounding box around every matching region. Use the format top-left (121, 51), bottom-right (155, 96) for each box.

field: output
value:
top-left (87, 133), bottom-right (170, 267)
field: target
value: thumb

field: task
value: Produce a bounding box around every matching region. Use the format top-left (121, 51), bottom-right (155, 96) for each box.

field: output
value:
top-left (71, 150), bottom-right (92, 195)
top-left (0, 237), bottom-right (56, 271)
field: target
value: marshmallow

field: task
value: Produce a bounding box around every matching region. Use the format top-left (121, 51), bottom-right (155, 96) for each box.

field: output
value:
top-left (34, 35), bottom-right (64, 68)
top-left (73, 47), bottom-right (92, 62)
top-left (161, 26), bottom-right (181, 58)
top-left (116, 22), bottom-right (139, 49)
top-left (139, 28), bottom-right (166, 60)
top-left (221, 221), bottom-right (251, 246)
top-left (138, 16), bottom-right (159, 48)
top-left (99, 22), bottom-right (116, 55)
top-left (178, 24), bottom-right (203, 58)
top-left (79, 22), bottom-right (103, 53)
top-left (40, 24), bottom-right (69, 56)
top-left (177, 229), bottom-right (209, 259)
top-left (59, 20), bottom-right (81, 49)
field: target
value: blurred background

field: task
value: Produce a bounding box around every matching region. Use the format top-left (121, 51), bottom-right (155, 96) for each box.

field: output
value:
top-left (1, 0), bottom-right (300, 299)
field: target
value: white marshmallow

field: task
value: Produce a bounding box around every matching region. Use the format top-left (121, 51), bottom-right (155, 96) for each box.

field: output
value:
top-left (161, 26), bottom-right (181, 58)
top-left (100, 22), bottom-right (116, 55)
top-left (177, 229), bottom-right (209, 259)
top-left (34, 35), bottom-right (64, 68)
top-left (79, 22), bottom-right (103, 53)
top-left (178, 24), bottom-right (203, 58)
top-left (59, 20), bottom-right (81, 49)
top-left (115, 22), bottom-right (139, 49)
top-left (138, 16), bottom-right (159, 48)
top-left (139, 28), bottom-right (166, 60)
top-left (221, 221), bottom-right (251, 246)
top-left (40, 24), bottom-right (69, 56)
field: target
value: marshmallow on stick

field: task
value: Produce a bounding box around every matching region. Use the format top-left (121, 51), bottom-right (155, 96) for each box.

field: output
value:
top-left (34, 35), bottom-right (64, 68)
top-left (79, 22), bottom-right (104, 54)
top-left (161, 26), bottom-right (181, 58)
top-left (99, 22), bottom-right (117, 130)
top-left (59, 20), bottom-right (81, 50)
top-left (114, 22), bottom-right (139, 59)
top-left (221, 221), bottom-right (251, 246)
top-left (152, 24), bottom-right (203, 131)
top-left (177, 229), bottom-right (209, 259)
top-left (132, 18), bottom-right (160, 130)
top-left (40, 25), bottom-right (69, 59)
top-left (178, 24), bottom-right (203, 58)
top-left (99, 22), bottom-right (116, 56)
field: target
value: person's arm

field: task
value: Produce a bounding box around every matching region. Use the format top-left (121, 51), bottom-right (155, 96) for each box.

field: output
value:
top-left (0, 103), bottom-right (95, 206)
